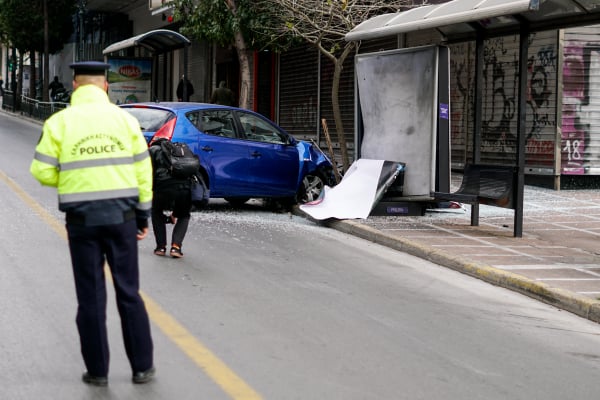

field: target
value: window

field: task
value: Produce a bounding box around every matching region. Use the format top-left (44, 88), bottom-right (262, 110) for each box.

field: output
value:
top-left (125, 107), bottom-right (175, 131)
top-left (192, 110), bottom-right (237, 138)
top-left (238, 112), bottom-right (286, 144)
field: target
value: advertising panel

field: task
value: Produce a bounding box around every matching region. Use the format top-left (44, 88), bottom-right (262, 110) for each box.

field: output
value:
top-left (355, 46), bottom-right (441, 196)
top-left (107, 58), bottom-right (152, 104)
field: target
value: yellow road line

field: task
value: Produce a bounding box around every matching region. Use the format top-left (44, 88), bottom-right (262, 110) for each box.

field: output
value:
top-left (143, 295), bottom-right (263, 400)
top-left (1, 170), bottom-right (262, 400)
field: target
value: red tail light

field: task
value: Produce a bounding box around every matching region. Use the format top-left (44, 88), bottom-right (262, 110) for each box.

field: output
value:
top-left (149, 117), bottom-right (177, 145)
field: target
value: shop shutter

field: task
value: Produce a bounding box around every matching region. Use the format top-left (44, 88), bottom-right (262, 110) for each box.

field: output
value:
top-left (406, 30), bottom-right (444, 47)
top-left (524, 30), bottom-right (559, 174)
top-left (358, 37), bottom-right (399, 54)
top-left (181, 41), bottom-right (209, 102)
top-left (563, 25), bottom-right (600, 176)
top-left (444, 32), bottom-right (559, 172)
top-left (448, 41), bottom-right (474, 169)
top-left (278, 45), bottom-right (319, 140)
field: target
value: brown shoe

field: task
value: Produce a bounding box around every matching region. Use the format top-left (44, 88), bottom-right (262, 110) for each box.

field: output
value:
top-left (153, 247), bottom-right (166, 256)
top-left (170, 246), bottom-right (183, 258)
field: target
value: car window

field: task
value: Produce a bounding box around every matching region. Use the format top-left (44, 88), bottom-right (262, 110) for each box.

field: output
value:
top-left (123, 107), bottom-right (174, 131)
top-left (192, 110), bottom-right (237, 138)
top-left (237, 112), bottom-right (286, 144)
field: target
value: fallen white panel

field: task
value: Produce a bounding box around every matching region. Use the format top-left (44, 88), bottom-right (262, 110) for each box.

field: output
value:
top-left (300, 159), bottom-right (405, 220)
top-left (299, 159), bottom-right (384, 220)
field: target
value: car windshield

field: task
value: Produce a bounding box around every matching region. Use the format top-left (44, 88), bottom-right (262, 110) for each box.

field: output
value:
top-left (123, 107), bottom-right (174, 131)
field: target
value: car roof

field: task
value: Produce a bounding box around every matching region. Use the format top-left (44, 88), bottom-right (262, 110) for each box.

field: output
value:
top-left (120, 102), bottom-right (240, 113)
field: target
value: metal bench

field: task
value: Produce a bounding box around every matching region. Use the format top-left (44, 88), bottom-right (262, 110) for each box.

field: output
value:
top-left (432, 164), bottom-right (516, 209)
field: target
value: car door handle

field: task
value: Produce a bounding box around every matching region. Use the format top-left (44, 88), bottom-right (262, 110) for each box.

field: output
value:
top-left (251, 151), bottom-right (261, 158)
top-left (201, 145), bottom-right (213, 152)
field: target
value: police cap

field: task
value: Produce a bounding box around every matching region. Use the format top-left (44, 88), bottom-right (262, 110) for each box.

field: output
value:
top-left (69, 61), bottom-right (110, 76)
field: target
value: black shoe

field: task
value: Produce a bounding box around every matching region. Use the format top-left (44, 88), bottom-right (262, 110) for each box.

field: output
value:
top-left (132, 366), bottom-right (155, 384)
top-left (82, 372), bottom-right (108, 386)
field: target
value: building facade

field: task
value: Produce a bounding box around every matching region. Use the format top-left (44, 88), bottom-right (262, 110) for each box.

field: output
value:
top-left (17, 2), bottom-right (600, 189)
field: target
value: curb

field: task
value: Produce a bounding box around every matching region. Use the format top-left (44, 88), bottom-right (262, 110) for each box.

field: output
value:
top-left (294, 208), bottom-right (600, 324)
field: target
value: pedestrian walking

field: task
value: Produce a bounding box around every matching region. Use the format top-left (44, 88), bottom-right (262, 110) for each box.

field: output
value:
top-left (29, 61), bottom-right (155, 386)
top-left (210, 80), bottom-right (235, 106)
top-left (149, 139), bottom-right (195, 258)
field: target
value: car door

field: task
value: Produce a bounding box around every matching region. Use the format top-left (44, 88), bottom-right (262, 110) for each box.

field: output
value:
top-left (188, 109), bottom-right (254, 197)
top-left (235, 111), bottom-right (299, 197)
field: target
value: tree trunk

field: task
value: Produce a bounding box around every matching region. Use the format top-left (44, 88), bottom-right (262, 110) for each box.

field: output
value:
top-left (235, 31), bottom-right (252, 110)
top-left (330, 43), bottom-right (355, 172)
top-left (224, 0), bottom-right (252, 110)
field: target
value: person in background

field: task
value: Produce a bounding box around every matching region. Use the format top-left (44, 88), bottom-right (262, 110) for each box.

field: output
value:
top-left (210, 80), bottom-right (235, 106)
top-left (29, 61), bottom-right (155, 386)
top-left (48, 75), bottom-right (64, 101)
top-left (176, 75), bottom-right (194, 101)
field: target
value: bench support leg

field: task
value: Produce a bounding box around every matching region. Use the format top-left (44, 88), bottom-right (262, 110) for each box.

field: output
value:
top-left (470, 203), bottom-right (480, 226)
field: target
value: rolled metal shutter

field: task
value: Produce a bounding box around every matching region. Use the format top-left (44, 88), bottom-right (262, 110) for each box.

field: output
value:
top-left (278, 44), bottom-right (319, 141)
top-left (563, 25), bottom-right (600, 176)
top-left (445, 31), bottom-right (559, 172)
top-left (182, 41), bottom-right (209, 102)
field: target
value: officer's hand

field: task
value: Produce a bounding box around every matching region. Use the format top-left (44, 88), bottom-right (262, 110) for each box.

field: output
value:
top-left (137, 227), bottom-right (148, 241)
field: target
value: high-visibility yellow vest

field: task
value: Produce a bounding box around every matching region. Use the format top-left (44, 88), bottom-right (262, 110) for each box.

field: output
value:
top-left (30, 84), bottom-right (152, 213)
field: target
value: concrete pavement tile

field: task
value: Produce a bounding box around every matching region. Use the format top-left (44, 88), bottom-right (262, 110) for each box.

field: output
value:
top-left (510, 268), bottom-right (600, 279)
top-left (533, 279), bottom-right (600, 296)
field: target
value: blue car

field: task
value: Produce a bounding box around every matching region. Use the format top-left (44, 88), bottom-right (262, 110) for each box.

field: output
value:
top-left (121, 102), bottom-right (336, 205)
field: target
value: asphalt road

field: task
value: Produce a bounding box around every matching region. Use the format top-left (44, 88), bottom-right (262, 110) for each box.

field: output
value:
top-left (3, 112), bottom-right (600, 399)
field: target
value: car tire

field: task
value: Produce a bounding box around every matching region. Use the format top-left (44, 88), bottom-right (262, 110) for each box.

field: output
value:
top-left (296, 173), bottom-right (325, 204)
top-left (224, 197), bottom-right (250, 206)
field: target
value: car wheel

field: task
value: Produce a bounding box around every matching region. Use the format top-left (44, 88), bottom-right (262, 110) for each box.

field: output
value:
top-left (297, 173), bottom-right (325, 204)
top-left (224, 197), bottom-right (250, 206)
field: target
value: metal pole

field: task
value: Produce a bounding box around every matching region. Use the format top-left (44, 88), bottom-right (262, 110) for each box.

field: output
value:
top-left (514, 24), bottom-right (529, 238)
top-left (471, 34), bottom-right (484, 226)
top-left (183, 44), bottom-right (189, 101)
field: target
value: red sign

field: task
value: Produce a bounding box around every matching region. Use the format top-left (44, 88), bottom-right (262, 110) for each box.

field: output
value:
top-left (119, 65), bottom-right (141, 78)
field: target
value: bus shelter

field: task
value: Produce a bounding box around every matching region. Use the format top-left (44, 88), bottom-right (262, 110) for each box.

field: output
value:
top-left (346, 0), bottom-right (600, 237)
top-left (103, 29), bottom-right (191, 102)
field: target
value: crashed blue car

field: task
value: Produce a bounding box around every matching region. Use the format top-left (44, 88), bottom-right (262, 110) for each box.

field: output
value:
top-left (121, 102), bottom-right (336, 205)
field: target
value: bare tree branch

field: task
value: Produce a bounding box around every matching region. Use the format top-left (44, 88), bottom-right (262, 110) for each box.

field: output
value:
top-left (254, 0), bottom-right (428, 171)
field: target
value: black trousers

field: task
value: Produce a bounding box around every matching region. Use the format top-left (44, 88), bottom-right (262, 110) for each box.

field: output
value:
top-left (151, 188), bottom-right (191, 249)
top-left (66, 219), bottom-right (153, 377)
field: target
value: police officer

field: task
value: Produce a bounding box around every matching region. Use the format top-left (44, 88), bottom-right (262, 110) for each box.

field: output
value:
top-left (30, 61), bottom-right (155, 386)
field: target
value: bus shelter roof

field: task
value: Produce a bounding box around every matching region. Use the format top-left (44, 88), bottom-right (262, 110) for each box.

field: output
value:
top-left (345, 0), bottom-right (600, 42)
top-left (103, 29), bottom-right (190, 55)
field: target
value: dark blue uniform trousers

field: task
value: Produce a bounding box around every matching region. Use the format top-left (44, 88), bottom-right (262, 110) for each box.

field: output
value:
top-left (66, 219), bottom-right (153, 377)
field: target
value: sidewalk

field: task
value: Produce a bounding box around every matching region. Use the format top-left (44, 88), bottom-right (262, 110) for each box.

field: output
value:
top-left (311, 181), bottom-right (600, 324)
